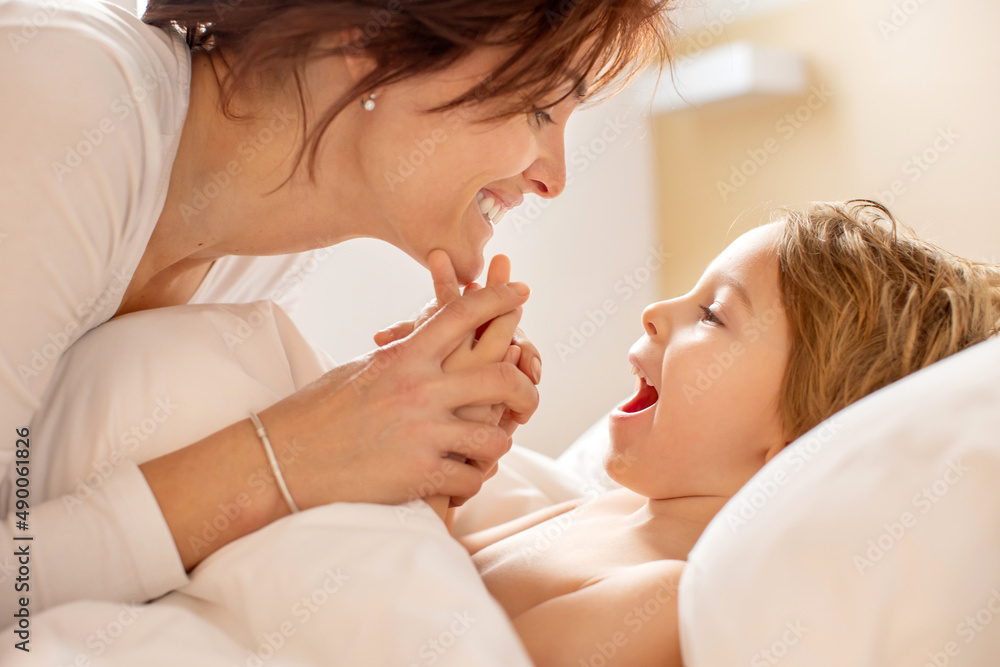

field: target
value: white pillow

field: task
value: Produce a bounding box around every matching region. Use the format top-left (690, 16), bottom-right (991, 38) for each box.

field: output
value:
top-left (555, 409), bottom-right (622, 494)
top-left (679, 336), bottom-right (1000, 665)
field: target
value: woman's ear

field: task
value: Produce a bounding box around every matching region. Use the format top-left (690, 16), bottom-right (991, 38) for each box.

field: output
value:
top-left (310, 29), bottom-right (378, 87)
top-left (338, 28), bottom-right (378, 85)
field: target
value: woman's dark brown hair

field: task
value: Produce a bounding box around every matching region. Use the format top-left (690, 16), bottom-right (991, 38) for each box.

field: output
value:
top-left (142, 0), bottom-right (675, 184)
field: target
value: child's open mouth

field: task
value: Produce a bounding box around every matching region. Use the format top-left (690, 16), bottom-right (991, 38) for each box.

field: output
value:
top-left (619, 377), bottom-right (659, 414)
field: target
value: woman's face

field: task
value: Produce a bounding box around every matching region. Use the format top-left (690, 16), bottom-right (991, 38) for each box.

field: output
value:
top-left (606, 223), bottom-right (792, 500)
top-left (318, 46), bottom-right (580, 283)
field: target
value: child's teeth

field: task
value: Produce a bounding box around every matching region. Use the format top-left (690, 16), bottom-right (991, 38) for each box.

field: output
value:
top-left (489, 202), bottom-right (502, 219)
top-left (476, 191), bottom-right (485, 202)
top-left (478, 196), bottom-right (495, 218)
top-left (491, 208), bottom-right (507, 225)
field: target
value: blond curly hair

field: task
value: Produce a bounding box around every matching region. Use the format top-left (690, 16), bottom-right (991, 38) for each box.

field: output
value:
top-left (776, 200), bottom-right (1000, 440)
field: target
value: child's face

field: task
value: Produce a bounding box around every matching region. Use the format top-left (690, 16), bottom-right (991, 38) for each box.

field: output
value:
top-left (607, 223), bottom-right (791, 500)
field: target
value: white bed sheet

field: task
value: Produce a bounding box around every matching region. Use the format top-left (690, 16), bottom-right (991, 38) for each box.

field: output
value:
top-left (1, 498), bottom-right (533, 666)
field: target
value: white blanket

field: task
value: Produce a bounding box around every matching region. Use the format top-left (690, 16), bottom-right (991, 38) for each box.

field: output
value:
top-left (1, 500), bottom-right (532, 666)
top-left (3, 302), bottom-right (539, 666)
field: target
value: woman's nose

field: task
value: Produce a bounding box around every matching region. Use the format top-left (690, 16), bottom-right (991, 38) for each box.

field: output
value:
top-left (522, 131), bottom-right (567, 198)
top-left (641, 300), bottom-right (671, 338)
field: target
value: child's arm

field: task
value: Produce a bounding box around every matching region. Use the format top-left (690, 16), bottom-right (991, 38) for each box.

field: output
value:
top-left (512, 560), bottom-right (685, 667)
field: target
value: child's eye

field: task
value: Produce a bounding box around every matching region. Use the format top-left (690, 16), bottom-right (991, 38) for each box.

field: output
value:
top-left (699, 304), bottom-right (722, 326)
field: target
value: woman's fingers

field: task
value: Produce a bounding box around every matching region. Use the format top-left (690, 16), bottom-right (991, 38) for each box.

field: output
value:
top-left (440, 419), bottom-right (511, 465)
top-left (429, 248), bottom-right (462, 305)
top-left (441, 361), bottom-right (539, 417)
top-left (482, 459), bottom-right (501, 483)
top-left (373, 319), bottom-right (416, 346)
top-left (423, 494), bottom-right (451, 522)
top-left (512, 326), bottom-right (542, 385)
top-left (426, 459), bottom-right (489, 508)
top-left (379, 253), bottom-right (513, 349)
top-left (454, 403), bottom-right (501, 425)
top-left (497, 410), bottom-right (519, 438)
top-left (423, 422), bottom-right (513, 504)
top-left (408, 281), bottom-right (530, 361)
top-left (373, 250), bottom-right (461, 347)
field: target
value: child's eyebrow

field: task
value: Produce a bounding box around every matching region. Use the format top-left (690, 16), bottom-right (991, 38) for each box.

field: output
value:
top-left (721, 274), bottom-right (755, 315)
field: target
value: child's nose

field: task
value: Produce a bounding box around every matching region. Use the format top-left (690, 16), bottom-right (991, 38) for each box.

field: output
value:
top-left (641, 300), bottom-right (671, 338)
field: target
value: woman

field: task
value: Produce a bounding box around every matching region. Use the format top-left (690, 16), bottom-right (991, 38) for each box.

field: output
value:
top-left (0, 0), bottom-right (672, 618)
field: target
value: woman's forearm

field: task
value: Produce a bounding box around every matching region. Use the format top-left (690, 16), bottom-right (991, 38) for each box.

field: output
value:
top-left (140, 283), bottom-right (537, 571)
top-left (139, 417), bottom-right (289, 572)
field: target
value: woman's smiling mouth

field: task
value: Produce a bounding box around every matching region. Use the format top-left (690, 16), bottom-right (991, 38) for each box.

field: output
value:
top-left (477, 190), bottom-right (506, 224)
top-left (476, 188), bottom-right (522, 225)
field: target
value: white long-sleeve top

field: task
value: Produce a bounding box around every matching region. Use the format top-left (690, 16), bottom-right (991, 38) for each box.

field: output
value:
top-left (0, 0), bottom-right (320, 619)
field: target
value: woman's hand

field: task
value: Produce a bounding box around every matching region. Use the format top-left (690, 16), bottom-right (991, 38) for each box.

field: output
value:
top-left (374, 250), bottom-right (542, 426)
top-left (141, 281), bottom-right (536, 573)
top-left (255, 280), bottom-right (537, 515)
top-left (420, 252), bottom-right (527, 521)
top-left (373, 250), bottom-right (540, 524)
top-left (441, 252), bottom-right (521, 425)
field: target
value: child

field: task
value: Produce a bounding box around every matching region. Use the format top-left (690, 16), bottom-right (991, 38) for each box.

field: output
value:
top-left (436, 200), bottom-right (1000, 666)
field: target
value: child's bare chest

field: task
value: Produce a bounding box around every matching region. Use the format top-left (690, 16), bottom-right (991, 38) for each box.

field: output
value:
top-left (472, 496), bottom-right (680, 618)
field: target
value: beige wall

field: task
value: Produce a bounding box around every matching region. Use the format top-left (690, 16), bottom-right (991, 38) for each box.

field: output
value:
top-left (652, 0), bottom-right (1000, 299)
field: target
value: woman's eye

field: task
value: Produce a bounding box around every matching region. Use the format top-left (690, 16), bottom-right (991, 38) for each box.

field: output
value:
top-left (532, 109), bottom-right (555, 126)
top-left (698, 305), bottom-right (722, 326)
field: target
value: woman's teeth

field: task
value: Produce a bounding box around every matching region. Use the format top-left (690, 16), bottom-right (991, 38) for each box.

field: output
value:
top-left (477, 190), bottom-right (507, 225)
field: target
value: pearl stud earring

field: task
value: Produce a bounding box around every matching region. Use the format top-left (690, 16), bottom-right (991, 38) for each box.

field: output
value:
top-left (361, 93), bottom-right (376, 111)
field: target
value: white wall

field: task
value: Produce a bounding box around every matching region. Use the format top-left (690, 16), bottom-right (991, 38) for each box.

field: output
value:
top-left (293, 82), bottom-right (662, 458)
